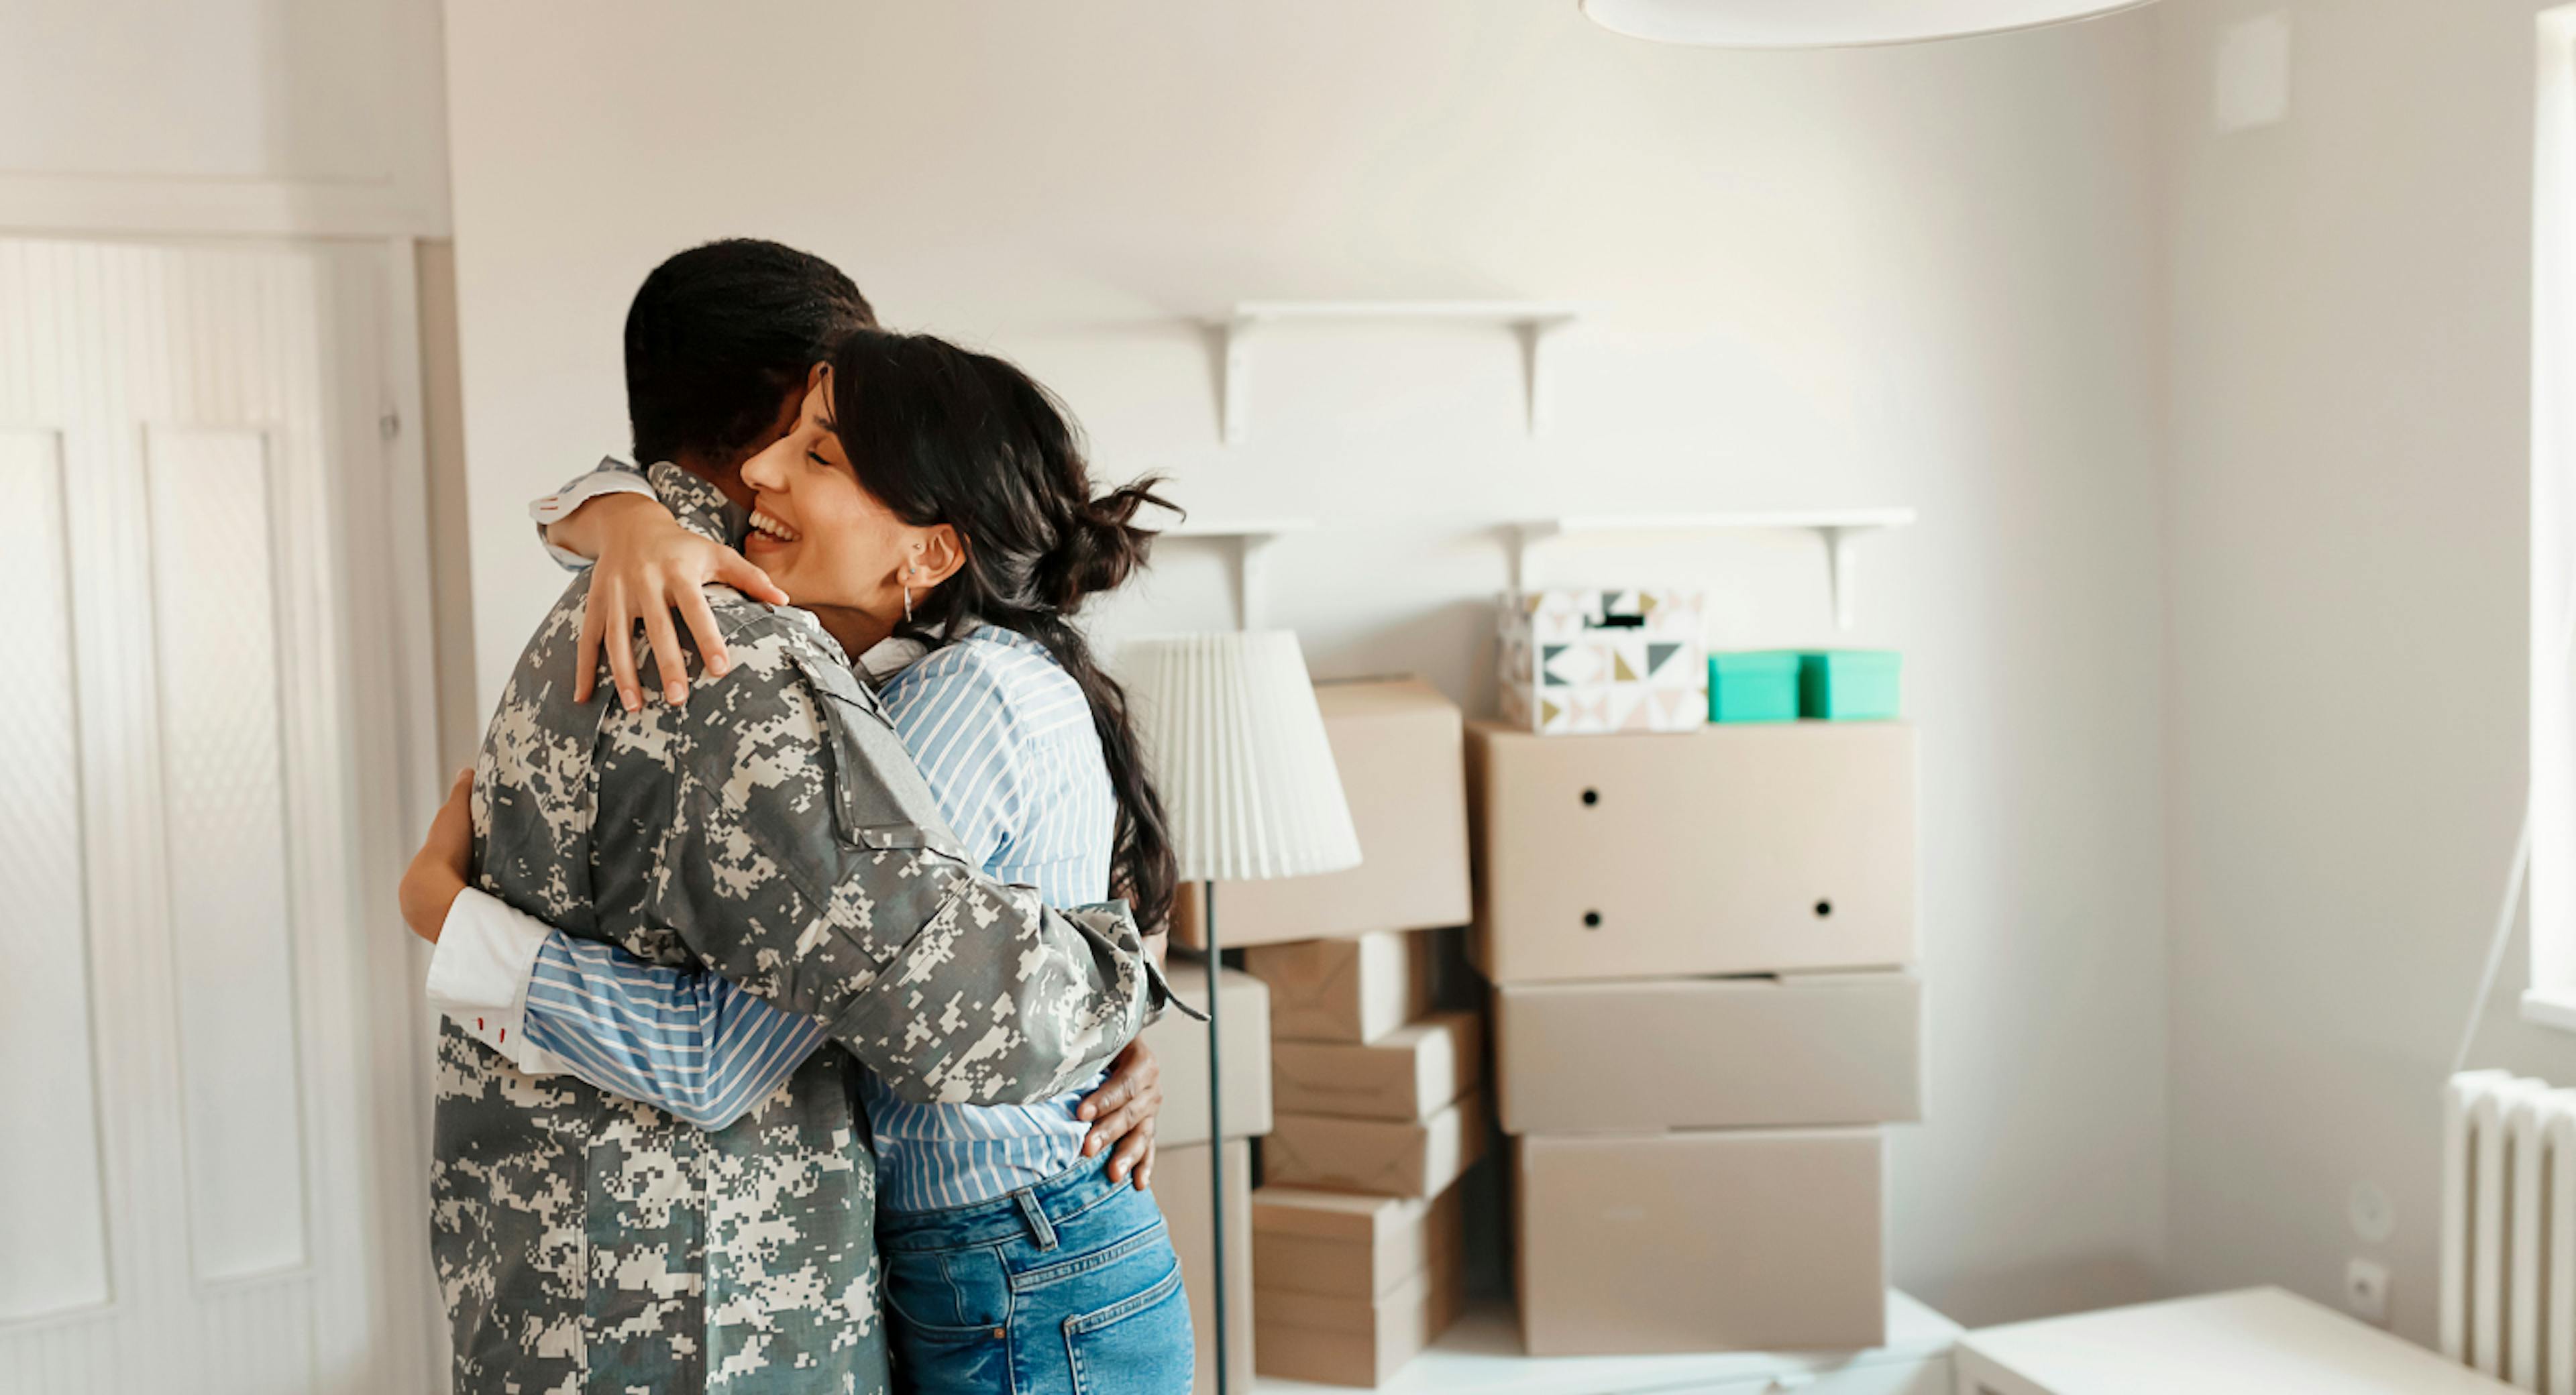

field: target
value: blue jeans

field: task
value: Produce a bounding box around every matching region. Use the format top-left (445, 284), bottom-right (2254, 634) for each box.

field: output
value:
top-left (879, 1153), bottom-right (1194, 1395)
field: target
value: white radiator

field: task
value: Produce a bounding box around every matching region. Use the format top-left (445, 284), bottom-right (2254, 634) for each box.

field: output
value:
top-left (2444, 1070), bottom-right (2576, 1391)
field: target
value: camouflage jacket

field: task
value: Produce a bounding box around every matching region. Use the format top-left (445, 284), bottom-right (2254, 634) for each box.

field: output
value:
top-left (433, 464), bottom-right (1165, 1394)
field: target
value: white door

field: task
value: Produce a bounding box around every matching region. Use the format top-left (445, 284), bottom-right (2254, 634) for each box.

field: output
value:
top-left (0, 238), bottom-right (437, 1394)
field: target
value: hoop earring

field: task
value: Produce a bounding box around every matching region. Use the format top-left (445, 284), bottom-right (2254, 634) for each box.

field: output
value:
top-left (902, 563), bottom-right (918, 624)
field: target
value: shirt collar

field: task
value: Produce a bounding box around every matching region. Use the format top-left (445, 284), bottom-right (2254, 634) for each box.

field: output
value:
top-left (855, 621), bottom-right (1038, 689)
top-left (644, 460), bottom-right (747, 549)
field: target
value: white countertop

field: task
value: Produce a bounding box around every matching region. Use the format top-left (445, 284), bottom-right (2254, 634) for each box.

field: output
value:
top-left (1251, 1288), bottom-right (1958, 1394)
top-left (1957, 1287), bottom-right (2513, 1394)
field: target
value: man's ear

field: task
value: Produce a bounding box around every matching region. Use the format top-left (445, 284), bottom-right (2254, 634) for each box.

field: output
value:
top-left (912, 524), bottom-right (967, 589)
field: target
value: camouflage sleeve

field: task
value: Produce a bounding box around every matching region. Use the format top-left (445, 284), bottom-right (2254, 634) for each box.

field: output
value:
top-left (643, 624), bottom-right (1171, 1106)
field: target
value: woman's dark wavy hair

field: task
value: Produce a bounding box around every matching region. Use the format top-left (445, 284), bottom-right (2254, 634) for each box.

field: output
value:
top-left (825, 329), bottom-right (1181, 933)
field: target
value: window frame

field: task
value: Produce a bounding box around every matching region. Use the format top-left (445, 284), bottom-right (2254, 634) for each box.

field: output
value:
top-left (2522, 6), bottom-right (2576, 1029)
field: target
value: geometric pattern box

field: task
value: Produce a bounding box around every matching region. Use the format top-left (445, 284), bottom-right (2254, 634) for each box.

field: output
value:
top-left (1498, 588), bottom-right (1707, 735)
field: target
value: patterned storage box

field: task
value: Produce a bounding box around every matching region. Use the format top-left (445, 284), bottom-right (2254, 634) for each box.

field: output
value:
top-left (1499, 589), bottom-right (1708, 734)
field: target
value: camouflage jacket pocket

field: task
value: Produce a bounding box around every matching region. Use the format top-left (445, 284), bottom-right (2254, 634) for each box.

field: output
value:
top-left (786, 646), bottom-right (979, 863)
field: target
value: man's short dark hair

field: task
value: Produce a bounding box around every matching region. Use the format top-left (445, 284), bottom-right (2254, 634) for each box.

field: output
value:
top-left (623, 239), bottom-right (875, 467)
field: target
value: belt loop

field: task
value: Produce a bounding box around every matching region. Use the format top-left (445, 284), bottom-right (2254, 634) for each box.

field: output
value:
top-left (1015, 1188), bottom-right (1059, 1251)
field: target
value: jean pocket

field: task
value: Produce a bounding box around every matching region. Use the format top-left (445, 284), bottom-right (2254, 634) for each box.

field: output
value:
top-left (1061, 1254), bottom-right (1193, 1395)
top-left (883, 1245), bottom-right (1012, 1335)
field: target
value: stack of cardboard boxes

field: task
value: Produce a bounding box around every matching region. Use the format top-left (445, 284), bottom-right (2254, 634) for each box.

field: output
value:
top-left (1470, 718), bottom-right (1924, 1357)
top-left (1248, 932), bottom-right (1477, 1385)
top-left (1172, 677), bottom-right (1479, 1387)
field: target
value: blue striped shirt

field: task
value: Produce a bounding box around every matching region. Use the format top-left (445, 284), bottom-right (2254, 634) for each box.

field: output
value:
top-left (516, 624), bottom-right (1118, 1211)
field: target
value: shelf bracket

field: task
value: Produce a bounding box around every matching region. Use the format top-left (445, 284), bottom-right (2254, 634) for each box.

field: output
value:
top-left (1232, 532), bottom-right (1278, 631)
top-left (1515, 313), bottom-right (1577, 435)
top-left (1168, 520), bottom-right (1312, 631)
top-left (1218, 313), bottom-right (1257, 446)
top-left (1505, 520), bottom-right (1559, 594)
top-left (1820, 525), bottom-right (1862, 631)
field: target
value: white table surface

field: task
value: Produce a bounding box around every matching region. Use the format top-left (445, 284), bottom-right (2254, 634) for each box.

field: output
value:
top-left (1957, 1287), bottom-right (2514, 1394)
top-left (1250, 1289), bottom-right (1959, 1394)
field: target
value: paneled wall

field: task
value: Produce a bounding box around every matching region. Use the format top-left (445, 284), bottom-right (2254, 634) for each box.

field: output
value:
top-left (0, 425), bottom-right (111, 1320)
top-left (0, 4), bottom-right (458, 1386)
top-left (0, 238), bottom-right (429, 1395)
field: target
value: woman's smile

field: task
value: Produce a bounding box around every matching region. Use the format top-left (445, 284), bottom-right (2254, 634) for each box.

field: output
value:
top-left (745, 502), bottom-right (802, 557)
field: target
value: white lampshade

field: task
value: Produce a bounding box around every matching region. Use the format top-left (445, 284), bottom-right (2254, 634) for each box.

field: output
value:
top-left (1579, 0), bottom-right (2156, 49)
top-left (1121, 631), bottom-right (1362, 884)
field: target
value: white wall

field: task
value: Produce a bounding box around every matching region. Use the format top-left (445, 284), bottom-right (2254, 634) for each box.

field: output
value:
top-left (0, 0), bottom-right (449, 236)
top-left (2153, 0), bottom-right (2576, 1346)
top-left (443, 0), bottom-right (2172, 1319)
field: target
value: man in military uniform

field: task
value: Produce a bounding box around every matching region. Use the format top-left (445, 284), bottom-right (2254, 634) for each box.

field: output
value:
top-left (428, 241), bottom-right (1172, 1393)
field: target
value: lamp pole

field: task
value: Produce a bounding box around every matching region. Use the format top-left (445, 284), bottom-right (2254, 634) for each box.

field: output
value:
top-left (1203, 879), bottom-right (1230, 1395)
top-left (1122, 630), bottom-right (1360, 1395)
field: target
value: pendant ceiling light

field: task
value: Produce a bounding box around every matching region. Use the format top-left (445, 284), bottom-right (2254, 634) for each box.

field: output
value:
top-left (1579, 0), bottom-right (2157, 49)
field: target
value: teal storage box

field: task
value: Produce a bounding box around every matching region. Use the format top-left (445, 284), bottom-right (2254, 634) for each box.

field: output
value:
top-left (1707, 652), bottom-right (1802, 723)
top-left (1799, 651), bottom-right (1902, 720)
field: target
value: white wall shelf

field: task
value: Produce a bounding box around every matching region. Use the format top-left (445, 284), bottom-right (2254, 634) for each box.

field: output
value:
top-left (1213, 300), bottom-right (1595, 443)
top-left (1158, 506), bottom-right (1915, 632)
top-left (1163, 518), bottom-right (1314, 630)
top-left (1509, 508), bottom-right (1918, 629)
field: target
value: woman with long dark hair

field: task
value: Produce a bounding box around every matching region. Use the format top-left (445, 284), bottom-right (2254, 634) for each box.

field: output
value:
top-left (401, 329), bottom-right (1193, 1394)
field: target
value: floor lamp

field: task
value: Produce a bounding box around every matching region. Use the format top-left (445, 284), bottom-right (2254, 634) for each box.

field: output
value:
top-left (1124, 632), bottom-right (1360, 1395)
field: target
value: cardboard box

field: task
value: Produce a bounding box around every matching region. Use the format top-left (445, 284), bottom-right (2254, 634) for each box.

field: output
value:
top-left (1155, 1138), bottom-right (1253, 1394)
top-left (1468, 720), bottom-right (1917, 983)
top-left (1271, 1010), bottom-right (1482, 1122)
top-left (1707, 650), bottom-right (1801, 724)
top-left (1493, 972), bottom-right (1919, 1133)
top-left (1252, 1182), bottom-right (1466, 1300)
top-left (1252, 1241), bottom-right (1466, 1387)
top-left (1498, 588), bottom-right (1709, 735)
top-left (1172, 678), bottom-right (1471, 948)
top-left (1263, 1095), bottom-right (1487, 1199)
top-left (1244, 930), bottom-right (1435, 1044)
top-left (1801, 650), bottom-right (1902, 721)
top-left (1516, 1129), bottom-right (1886, 1355)
top-left (1141, 954), bottom-right (1273, 1147)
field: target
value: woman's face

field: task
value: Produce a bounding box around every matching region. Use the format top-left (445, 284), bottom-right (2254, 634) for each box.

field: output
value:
top-left (737, 367), bottom-right (949, 634)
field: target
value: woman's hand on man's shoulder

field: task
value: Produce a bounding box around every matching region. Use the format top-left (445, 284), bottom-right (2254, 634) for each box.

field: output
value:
top-left (574, 497), bottom-right (788, 714)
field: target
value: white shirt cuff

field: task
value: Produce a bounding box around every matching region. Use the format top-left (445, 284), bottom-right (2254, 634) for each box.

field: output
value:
top-left (426, 887), bottom-right (566, 1074)
top-left (529, 466), bottom-right (658, 571)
